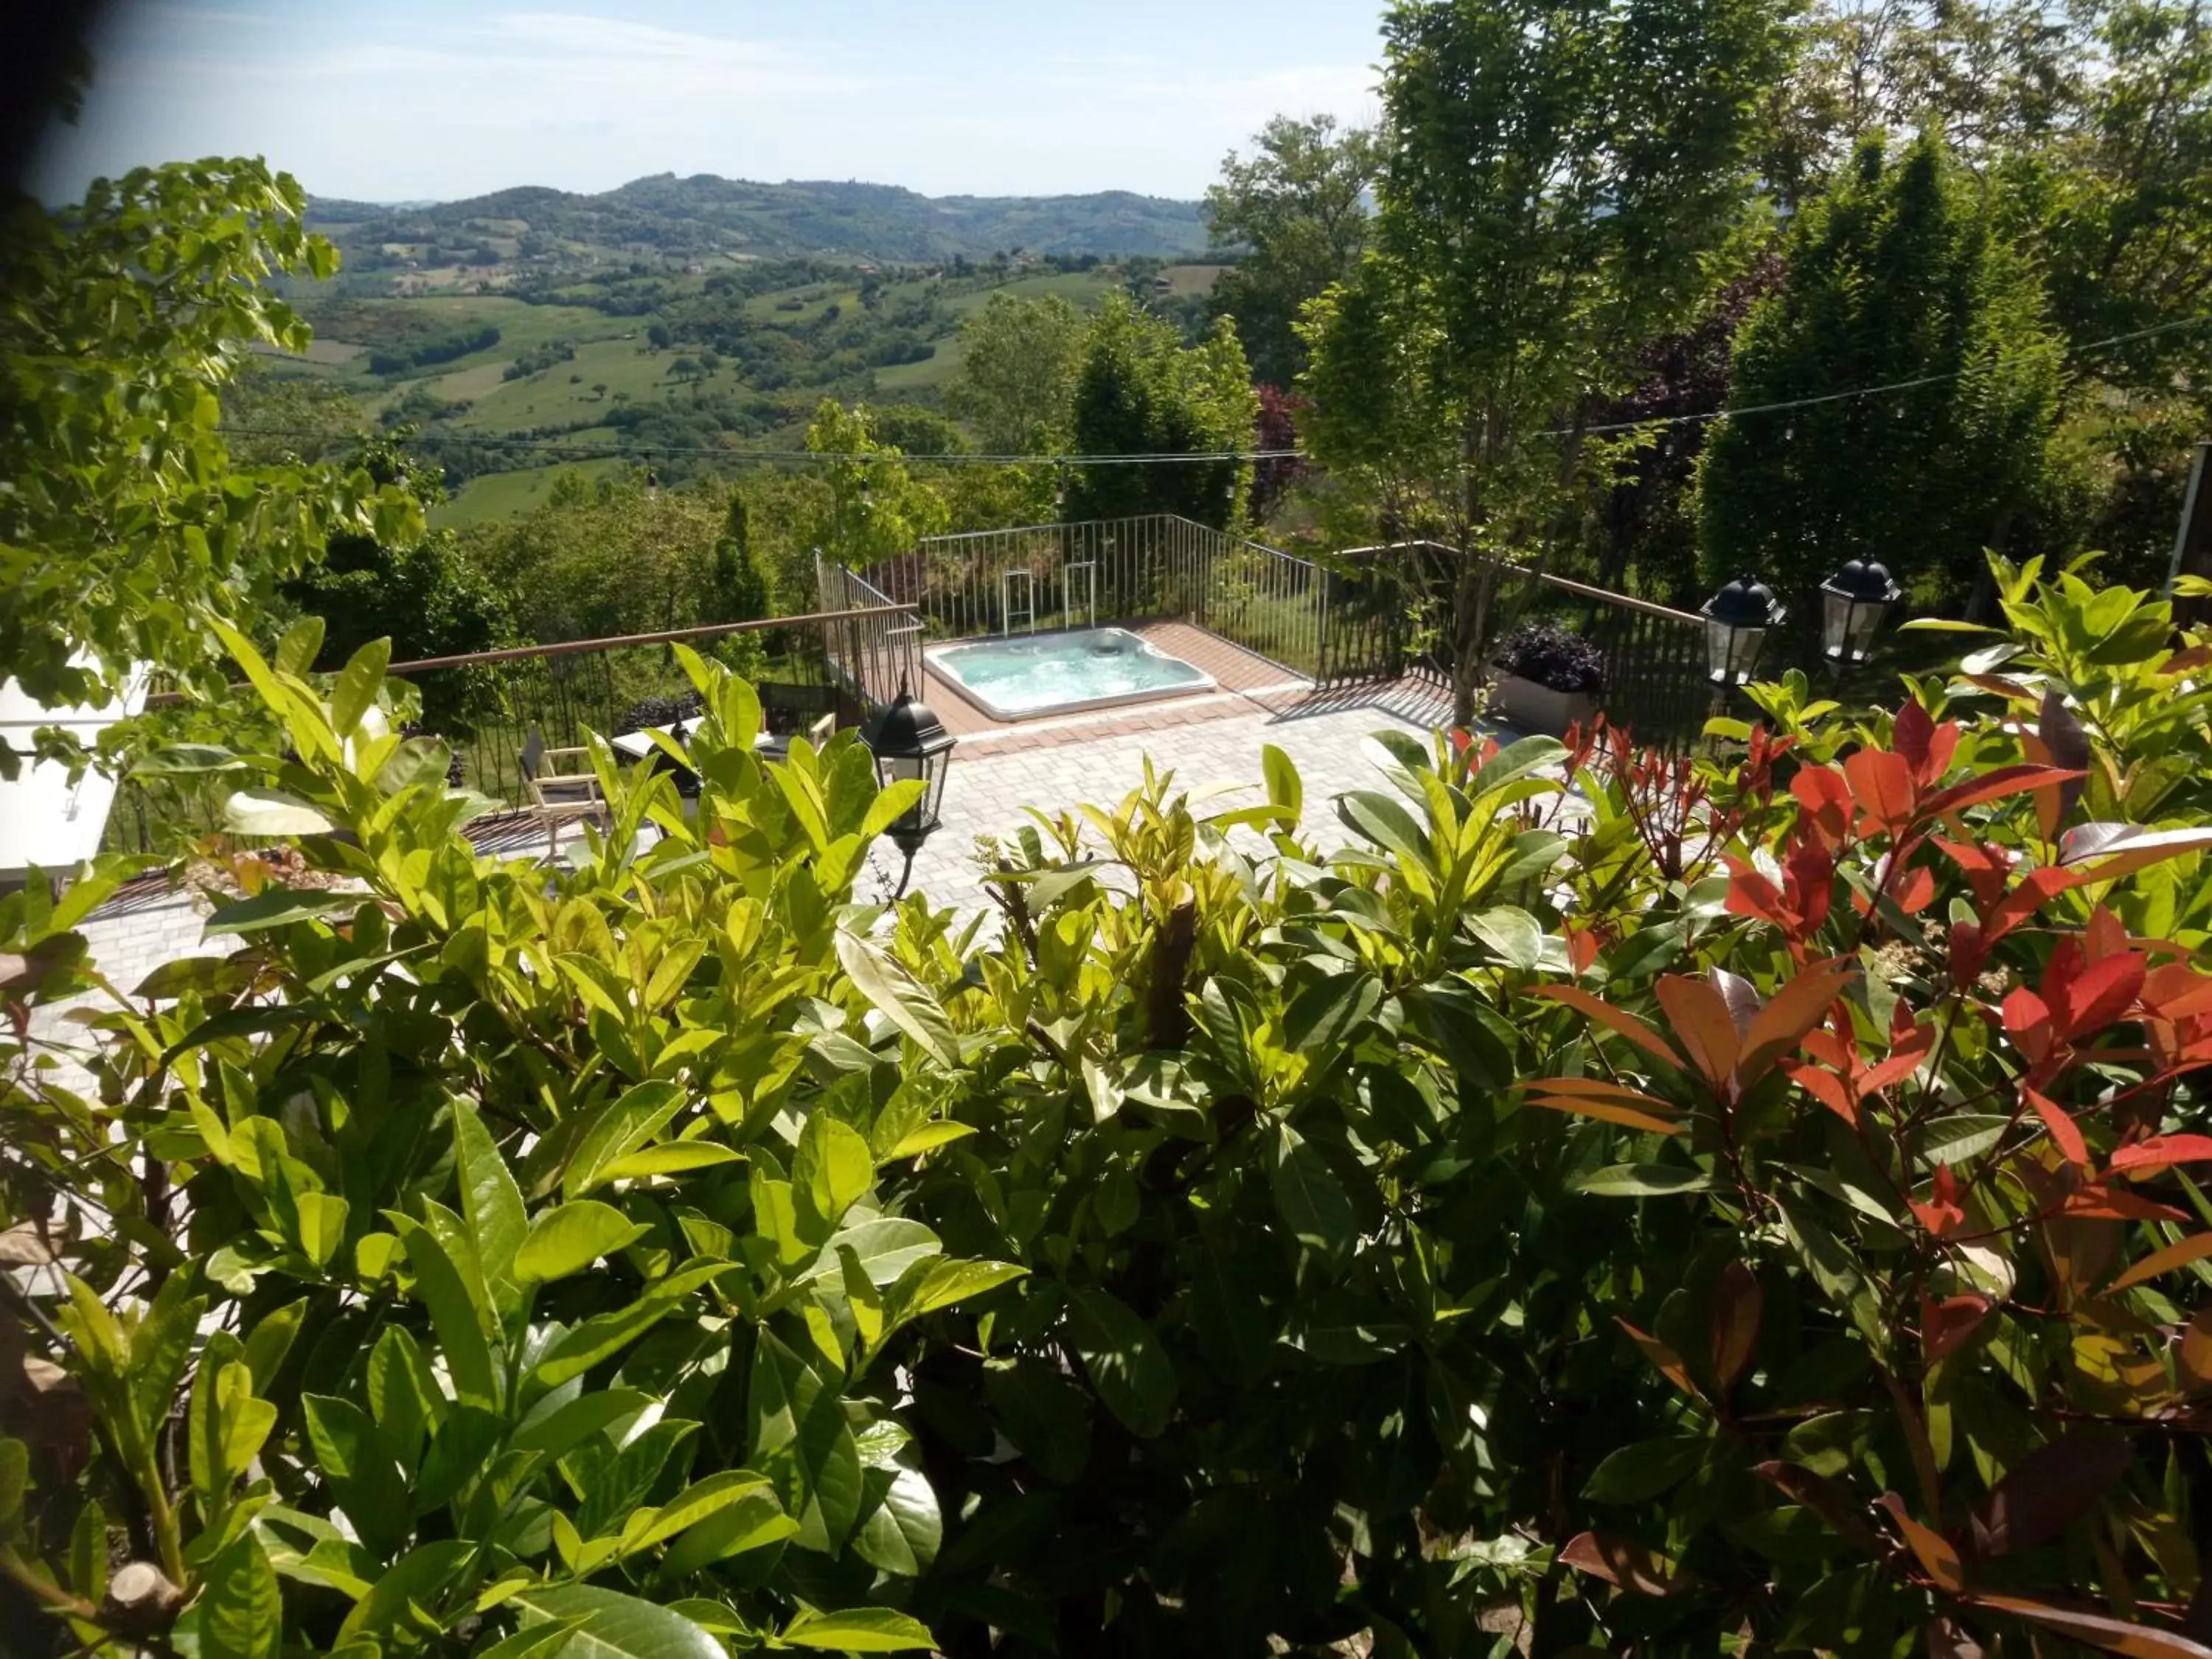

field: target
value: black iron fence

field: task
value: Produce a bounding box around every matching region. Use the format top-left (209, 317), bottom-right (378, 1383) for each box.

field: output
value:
top-left (104, 606), bottom-right (922, 855)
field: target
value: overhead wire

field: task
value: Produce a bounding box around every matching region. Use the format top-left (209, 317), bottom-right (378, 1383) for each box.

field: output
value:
top-left (215, 310), bottom-right (2212, 468)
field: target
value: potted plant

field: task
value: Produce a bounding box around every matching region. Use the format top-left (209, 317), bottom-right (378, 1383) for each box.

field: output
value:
top-left (1489, 619), bottom-right (1604, 735)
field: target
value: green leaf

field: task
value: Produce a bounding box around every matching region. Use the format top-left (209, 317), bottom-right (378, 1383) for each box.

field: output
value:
top-left (1573, 1164), bottom-right (1716, 1197)
top-left (621, 1470), bottom-right (778, 1557)
top-left (1468, 735), bottom-right (1567, 800)
top-left (1467, 905), bottom-right (1544, 970)
top-left (533, 1261), bottom-right (728, 1388)
top-left (1584, 1437), bottom-right (1707, 1503)
top-left (201, 888), bottom-right (360, 936)
top-left (516, 1200), bottom-right (651, 1284)
top-left (1338, 790), bottom-right (1436, 877)
top-left (509, 1388), bottom-right (651, 1459)
top-left (984, 1356), bottom-right (1092, 1484)
top-left (793, 1113), bottom-right (875, 1240)
top-left (799, 1217), bottom-right (941, 1289)
top-left (1261, 742), bottom-right (1303, 829)
top-left (453, 1102), bottom-right (527, 1317)
top-left (599, 1143), bottom-right (743, 1182)
top-left (0, 1437), bottom-right (26, 1529)
top-left (1281, 970), bottom-right (1382, 1051)
top-left (330, 637), bottom-right (391, 740)
top-left (563, 1079), bottom-right (687, 1199)
top-left (748, 1330), bottom-right (864, 1554)
top-left (1269, 1124), bottom-right (1356, 1270)
top-left (274, 615), bottom-right (327, 677)
top-left (653, 1481), bottom-right (797, 1578)
top-left (883, 1257), bottom-right (1027, 1333)
top-left (1919, 1114), bottom-right (2014, 1165)
top-left (194, 1531), bottom-right (281, 1659)
top-left (511, 1584), bottom-right (724, 1659)
top-left (1067, 1286), bottom-right (1177, 1439)
top-left (391, 1214), bottom-right (499, 1408)
top-left (834, 930), bottom-right (959, 1066)
top-left (223, 789), bottom-right (337, 836)
top-left (777, 1607), bottom-right (936, 1652)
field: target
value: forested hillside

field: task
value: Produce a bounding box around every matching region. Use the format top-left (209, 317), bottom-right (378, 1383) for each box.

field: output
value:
top-left (306, 173), bottom-right (1210, 268)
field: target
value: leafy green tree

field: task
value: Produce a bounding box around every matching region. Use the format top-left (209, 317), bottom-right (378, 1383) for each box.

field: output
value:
top-left (1204, 114), bottom-right (1380, 387)
top-left (0, 160), bottom-right (417, 773)
top-left (281, 437), bottom-right (514, 731)
top-left (462, 473), bottom-right (732, 644)
top-left (710, 486), bottom-right (771, 624)
top-left (1065, 295), bottom-right (1259, 529)
top-left (1299, 0), bottom-right (1787, 723)
top-left (645, 319), bottom-right (674, 350)
top-left (943, 292), bottom-right (1086, 456)
top-left (1700, 132), bottom-right (2065, 611)
top-left (804, 399), bottom-right (950, 591)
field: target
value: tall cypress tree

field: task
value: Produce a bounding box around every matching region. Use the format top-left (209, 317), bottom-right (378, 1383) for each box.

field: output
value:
top-left (1699, 132), bottom-right (2065, 611)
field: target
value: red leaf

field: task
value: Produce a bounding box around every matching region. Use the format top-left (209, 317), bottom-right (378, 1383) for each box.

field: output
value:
top-left (1895, 864), bottom-right (1937, 914)
top-left (2058, 953), bottom-right (2147, 1041)
top-left (1529, 984), bottom-right (1683, 1073)
top-left (1615, 1318), bottom-right (1704, 1402)
top-left (1967, 1436), bottom-right (2132, 1559)
top-left (1558, 1531), bottom-right (1686, 1597)
top-left (1791, 765), bottom-right (1853, 849)
top-left (1725, 863), bottom-right (1790, 929)
top-left (1921, 1294), bottom-right (1992, 1365)
top-left (1654, 975), bottom-right (1743, 1091)
top-left (1526, 1093), bottom-right (1685, 1137)
top-left (2000, 987), bottom-right (2053, 1065)
top-left (1877, 1492), bottom-right (1964, 1591)
top-left (1894, 698), bottom-right (1937, 782)
top-left (2059, 1183), bottom-right (2190, 1222)
top-left (1985, 866), bottom-right (2083, 947)
top-left (1961, 1594), bottom-right (2212, 1659)
top-left (1753, 1461), bottom-right (1884, 1557)
top-left (2107, 1231), bottom-right (2212, 1293)
top-left (2109, 1134), bottom-right (2212, 1175)
top-left (1912, 1166), bottom-right (1968, 1237)
top-left (1737, 960), bottom-right (1858, 1086)
top-left (1845, 748), bottom-right (1918, 837)
top-left (1782, 1060), bottom-right (1857, 1124)
top-left (2026, 1088), bottom-right (2090, 1168)
top-left (1787, 838), bottom-right (1835, 934)
top-left (1923, 763), bottom-right (2085, 823)
top-left (1710, 1261), bottom-right (1761, 1392)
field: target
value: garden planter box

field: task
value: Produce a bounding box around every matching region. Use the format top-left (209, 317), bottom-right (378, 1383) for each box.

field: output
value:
top-left (1491, 673), bottom-right (1597, 737)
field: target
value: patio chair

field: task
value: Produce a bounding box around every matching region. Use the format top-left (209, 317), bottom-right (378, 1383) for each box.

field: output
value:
top-left (758, 709), bottom-right (837, 761)
top-left (519, 725), bottom-right (610, 858)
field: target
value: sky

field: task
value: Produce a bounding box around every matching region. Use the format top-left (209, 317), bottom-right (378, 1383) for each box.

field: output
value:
top-left (31, 1), bottom-right (1385, 204)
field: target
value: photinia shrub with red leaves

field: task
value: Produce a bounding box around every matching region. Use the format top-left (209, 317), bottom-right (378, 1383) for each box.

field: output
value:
top-left (1516, 563), bottom-right (2212, 1653)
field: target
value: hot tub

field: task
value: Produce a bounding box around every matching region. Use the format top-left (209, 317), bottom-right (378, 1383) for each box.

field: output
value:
top-left (928, 627), bottom-right (1215, 721)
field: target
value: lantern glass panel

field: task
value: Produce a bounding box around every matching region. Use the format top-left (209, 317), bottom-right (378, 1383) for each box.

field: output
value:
top-left (1707, 618), bottom-right (1768, 684)
top-left (1822, 587), bottom-right (1854, 657)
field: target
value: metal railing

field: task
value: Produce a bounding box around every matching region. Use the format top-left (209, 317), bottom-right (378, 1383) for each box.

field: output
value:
top-left (103, 606), bottom-right (922, 855)
top-left (1343, 540), bottom-right (1712, 748)
top-left (852, 515), bottom-right (1329, 678)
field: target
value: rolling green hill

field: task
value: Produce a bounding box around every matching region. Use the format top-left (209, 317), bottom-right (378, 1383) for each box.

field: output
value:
top-left (268, 174), bottom-right (1226, 526)
top-left (307, 173), bottom-right (1211, 268)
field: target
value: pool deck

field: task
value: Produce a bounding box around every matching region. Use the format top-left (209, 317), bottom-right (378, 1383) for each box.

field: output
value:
top-left (925, 619), bottom-right (1310, 749)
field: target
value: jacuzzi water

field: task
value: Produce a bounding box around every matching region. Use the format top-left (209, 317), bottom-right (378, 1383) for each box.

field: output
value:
top-left (928, 627), bottom-right (1215, 720)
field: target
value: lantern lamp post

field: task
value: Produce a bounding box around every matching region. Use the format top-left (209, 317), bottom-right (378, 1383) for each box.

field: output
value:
top-left (860, 686), bottom-right (956, 897)
top-left (1700, 572), bottom-right (1786, 690)
top-left (1819, 557), bottom-right (1902, 669)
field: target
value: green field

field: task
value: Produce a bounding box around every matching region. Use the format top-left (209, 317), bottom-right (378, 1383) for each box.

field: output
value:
top-left (296, 262), bottom-right (1189, 520)
top-left (432, 453), bottom-right (627, 526)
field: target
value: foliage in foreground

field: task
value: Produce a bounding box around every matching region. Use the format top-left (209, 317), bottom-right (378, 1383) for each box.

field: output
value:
top-left (8, 557), bottom-right (2212, 1655)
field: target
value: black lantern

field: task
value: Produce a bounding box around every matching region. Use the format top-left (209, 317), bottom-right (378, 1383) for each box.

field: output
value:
top-left (1819, 557), bottom-right (1902, 668)
top-left (860, 686), bottom-right (956, 895)
top-left (1700, 572), bottom-right (1786, 688)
